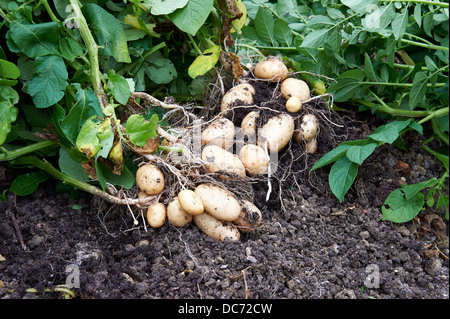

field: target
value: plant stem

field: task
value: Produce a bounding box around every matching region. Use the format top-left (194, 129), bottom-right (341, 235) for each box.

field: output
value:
top-left (118, 42), bottom-right (167, 75)
top-left (42, 0), bottom-right (60, 23)
top-left (418, 106), bottom-right (449, 124)
top-left (187, 33), bottom-right (203, 56)
top-left (381, 0), bottom-right (449, 8)
top-left (363, 81), bottom-right (447, 88)
top-left (0, 141), bottom-right (57, 162)
top-left (355, 99), bottom-right (430, 117)
top-left (68, 0), bottom-right (106, 108)
top-left (401, 39), bottom-right (449, 52)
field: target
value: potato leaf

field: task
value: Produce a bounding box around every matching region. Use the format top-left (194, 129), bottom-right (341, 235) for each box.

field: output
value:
top-left (76, 116), bottom-right (111, 159)
top-left (28, 55), bottom-right (68, 108)
top-left (0, 85), bottom-right (19, 146)
top-left (329, 156), bottom-right (359, 203)
top-left (144, 0), bottom-right (189, 15)
top-left (345, 142), bottom-right (377, 165)
top-left (254, 7), bottom-right (275, 46)
top-left (168, 0), bottom-right (214, 36)
top-left (188, 44), bottom-right (220, 79)
top-left (10, 171), bottom-right (49, 196)
top-left (382, 188), bottom-right (424, 223)
top-left (125, 114), bottom-right (158, 147)
top-left (107, 73), bottom-right (131, 105)
top-left (310, 144), bottom-right (352, 171)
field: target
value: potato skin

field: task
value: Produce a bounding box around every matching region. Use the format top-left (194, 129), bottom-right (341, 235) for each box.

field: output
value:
top-left (233, 200), bottom-right (262, 233)
top-left (167, 197), bottom-right (192, 227)
top-left (201, 145), bottom-right (246, 179)
top-left (239, 144), bottom-right (269, 175)
top-left (254, 57), bottom-right (288, 82)
top-left (194, 213), bottom-right (240, 242)
top-left (221, 83), bottom-right (255, 113)
top-left (178, 189), bottom-right (204, 216)
top-left (294, 113), bottom-right (319, 142)
top-left (146, 203), bottom-right (166, 228)
top-left (136, 164), bottom-right (165, 195)
top-left (281, 78), bottom-right (310, 102)
top-left (194, 183), bottom-right (241, 221)
top-left (257, 113), bottom-right (295, 153)
top-left (241, 111), bottom-right (260, 138)
top-left (201, 118), bottom-right (235, 150)
top-left (285, 96), bottom-right (302, 113)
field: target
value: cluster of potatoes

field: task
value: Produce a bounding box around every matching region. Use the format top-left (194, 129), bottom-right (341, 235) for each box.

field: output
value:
top-left (136, 163), bottom-right (262, 241)
top-left (221, 56), bottom-right (320, 155)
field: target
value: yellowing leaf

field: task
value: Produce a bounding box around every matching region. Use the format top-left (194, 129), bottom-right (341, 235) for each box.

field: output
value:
top-left (188, 44), bottom-right (220, 79)
top-left (231, 0), bottom-right (247, 33)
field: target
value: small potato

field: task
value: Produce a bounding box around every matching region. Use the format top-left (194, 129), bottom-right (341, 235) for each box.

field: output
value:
top-left (257, 113), bottom-right (295, 153)
top-left (254, 57), bottom-right (288, 82)
top-left (233, 200), bottom-right (262, 233)
top-left (201, 118), bottom-right (235, 150)
top-left (178, 189), bottom-right (204, 216)
top-left (281, 78), bottom-right (310, 102)
top-left (294, 113), bottom-right (319, 142)
top-left (239, 144), bottom-right (269, 175)
top-left (194, 213), bottom-right (240, 242)
top-left (136, 164), bottom-right (165, 195)
top-left (241, 111), bottom-right (260, 138)
top-left (146, 203), bottom-right (166, 228)
top-left (305, 138), bottom-right (317, 154)
top-left (285, 96), bottom-right (302, 113)
top-left (167, 197), bottom-right (192, 227)
top-left (195, 183), bottom-right (241, 221)
top-left (202, 145), bottom-right (246, 179)
top-left (221, 83), bottom-right (255, 113)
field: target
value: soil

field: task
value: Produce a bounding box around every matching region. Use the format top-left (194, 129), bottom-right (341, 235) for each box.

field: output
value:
top-left (0, 81), bottom-right (448, 300)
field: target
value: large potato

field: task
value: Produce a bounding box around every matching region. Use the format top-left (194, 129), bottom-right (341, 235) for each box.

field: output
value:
top-left (294, 113), bottom-right (319, 142)
top-left (194, 213), bottom-right (240, 242)
top-left (239, 144), bottom-right (269, 175)
top-left (178, 189), bottom-right (204, 216)
top-left (281, 78), bottom-right (310, 102)
top-left (201, 145), bottom-right (246, 179)
top-left (201, 118), bottom-right (235, 150)
top-left (233, 200), bottom-right (262, 233)
top-left (167, 197), bottom-right (192, 227)
top-left (194, 183), bottom-right (241, 221)
top-left (221, 83), bottom-right (255, 113)
top-left (257, 113), bottom-right (295, 153)
top-left (254, 57), bottom-right (288, 82)
top-left (136, 164), bottom-right (165, 195)
top-left (146, 203), bottom-right (166, 228)
top-left (241, 111), bottom-right (260, 138)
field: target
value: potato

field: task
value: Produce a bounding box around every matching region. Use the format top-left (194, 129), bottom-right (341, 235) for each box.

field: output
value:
top-left (233, 200), bottom-right (262, 233)
top-left (194, 213), bottom-right (240, 242)
top-left (239, 144), bottom-right (269, 175)
top-left (257, 113), bottom-right (295, 153)
top-left (178, 189), bottom-right (204, 216)
top-left (136, 164), bottom-right (165, 195)
top-left (146, 203), bottom-right (166, 228)
top-left (285, 96), bottom-right (302, 113)
top-left (167, 197), bottom-right (192, 227)
top-left (221, 83), bottom-right (255, 113)
top-left (241, 111), bottom-right (260, 138)
top-left (201, 118), bottom-right (235, 150)
top-left (281, 78), bottom-right (310, 102)
top-left (254, 57), bottom-right (288, 82)
top-left (194, 183), bottom-right (241, 221)
top-left (201, 145), bottom-right (246, 179)
top-left (305, 138), bottom-right (317, 154)
top-left (294, 113), bottom-right (319, 142)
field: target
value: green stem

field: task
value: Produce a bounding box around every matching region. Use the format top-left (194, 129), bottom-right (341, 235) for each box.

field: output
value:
top-left (401, 39), bottom-right (449, 52)
top-left (362, 81), bottom-right (447, 88)
top-left (187, 33), bottom-right (203, 56)
top-left (355, 99), bottom-right (430, 117)
top-left (381, 0), bottom-right (449, 8)
top-left (0, 141), bottom-right (57, 162)
top-left (418, 106), bottom-right (449, 124)
top-left (118, 42), bottom-right (167, 75)
top-left (68, 0), bottom-right (106, 108)
top-left (42, 0), bottom-right (60, 23)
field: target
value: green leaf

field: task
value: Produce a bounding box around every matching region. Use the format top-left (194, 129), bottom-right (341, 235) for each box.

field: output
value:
top-left (82, 4), bottom-right (131, 63)
top-left (0, 59), bottom-right (20, 79)
top-left (61, 84), bottom-right (103, 145)
top-left (327, 78), bottom-right (361, 102)
top-left (188, 44), bottom-right (220, 79)
top-left (10, 171), bottom-right (49, 196)
top-left (329, 156), bottom-right (359, 203)
top-left (59, 37), bottom-right (84, 62)
top-left (368, 119), bottom-right (412, 144)
top-left (254, 7), bottom-right (275, 45)
top-left (409, 71), bottom-right (428, 110)
top-left (76, 116), bottom-right (111, 159)
top-left (391, 8), bottom-right (408, 40)
top-left (382, 189), bottom-right (424, 223)
top-left (310, 144), bottom-right (352, 171)
top-left (125, 114), bottom-right (158, 147)
top-left (97, 161), bottom-right (135, 190)
top-left (401, 178), bottom-right (438, 201)
top-left (363, 53), bottom-right (377, 81)
top-left (362, 3), bottom-right (395, 32)
top-left (144, 0), bottom-right (189, 15)
top-left (58, 147), bottom-right (90, 183)
top-left (8, 21), bottom-right (60, 58)
top-left (414, 4), bottom-right (422, 27)
top-left (107, 73), bottom-right (131, 105)
top-left (300, 28), bottom-right (330, 49)
top-left (341, 0), bottom-right (378, 14)
top-left (274, 19), bottom-right (293, 46)
top-left (28, 55), bottom-right (68, 108)
top-left (145, 51), bottom-right (177, 84)
top-left (346, 142), bottom-right (377, 165)
top-left (168, 0), bottom-right (214, 36)
top-left (0, 85), bottom-right (19, 146)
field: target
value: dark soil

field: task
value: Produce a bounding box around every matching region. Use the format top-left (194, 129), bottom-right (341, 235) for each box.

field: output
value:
top-left (0, 83), bottom-right (448, 300)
